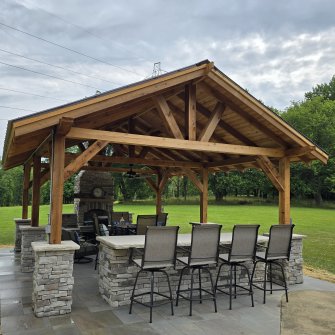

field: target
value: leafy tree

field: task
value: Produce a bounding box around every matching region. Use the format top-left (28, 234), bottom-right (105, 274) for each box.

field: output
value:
top-left (282, 96), bottom-right (335, 203)
top-left (305, 75), bottom-right (335, 101)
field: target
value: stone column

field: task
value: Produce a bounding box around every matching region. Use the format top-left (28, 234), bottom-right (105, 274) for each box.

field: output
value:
top-left (31, 241), bottom-right (79, 317)
top-left (14, 218), bottom-right (31, 252)
top-left (20, 226), bottom-right (46, 272)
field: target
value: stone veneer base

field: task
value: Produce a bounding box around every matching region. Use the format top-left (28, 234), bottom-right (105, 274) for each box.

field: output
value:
top-left (14, 218), bottom-right (31, 252)
top-left (20, 226), bottom-right (47, 273)
top-left (31, 241), bottom-right (80, 317)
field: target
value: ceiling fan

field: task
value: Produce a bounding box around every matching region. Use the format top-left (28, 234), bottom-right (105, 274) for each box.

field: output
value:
top-left (123, 164), bottom-right (153, 179)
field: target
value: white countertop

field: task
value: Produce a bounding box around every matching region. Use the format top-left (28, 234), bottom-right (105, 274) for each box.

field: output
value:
top-left (97, 233), bottom-right (269, 249)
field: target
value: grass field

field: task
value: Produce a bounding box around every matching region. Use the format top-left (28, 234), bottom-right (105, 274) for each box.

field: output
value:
top-left (0, 202), bottom-right (334, 274)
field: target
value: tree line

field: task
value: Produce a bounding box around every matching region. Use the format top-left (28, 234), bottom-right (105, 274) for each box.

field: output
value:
top-left (1, 76), bottom-right (334, 206)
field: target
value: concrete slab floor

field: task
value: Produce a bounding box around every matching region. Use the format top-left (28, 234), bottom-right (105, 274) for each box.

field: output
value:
top-left (1, 247), bottom-right (335, 335)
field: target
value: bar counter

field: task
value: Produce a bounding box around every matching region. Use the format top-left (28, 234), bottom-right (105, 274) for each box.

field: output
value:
top-left (96, 233), bottom-right (270, 307)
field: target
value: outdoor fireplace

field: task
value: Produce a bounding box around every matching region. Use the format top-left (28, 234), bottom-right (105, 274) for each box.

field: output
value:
top-left (74, 170), bottom-right (114, 224)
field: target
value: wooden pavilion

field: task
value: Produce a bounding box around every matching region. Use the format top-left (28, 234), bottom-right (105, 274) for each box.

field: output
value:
top-left (2, 60), bottom-right (328, 244)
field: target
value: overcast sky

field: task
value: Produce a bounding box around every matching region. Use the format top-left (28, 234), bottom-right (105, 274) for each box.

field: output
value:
top-left (1, 0), bottom-right (335, 157)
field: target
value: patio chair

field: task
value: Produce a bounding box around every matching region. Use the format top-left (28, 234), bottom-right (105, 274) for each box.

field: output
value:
top-left (251, 224), bottom-right (295, 304)
top-left (215, 224), bottom-right (260, 310)
top-left (157, 213), bottom-right (168, 226)
top-left (129, 226), bottom-right (179, 323)
top-left (176, 224), bottom-right (222, 316)
top-left (111, 211), bottom-right (131, 235)
top-left (136, 215), bottom-right (157, 235)
top-left (61, 228), bottom-right (98, 263)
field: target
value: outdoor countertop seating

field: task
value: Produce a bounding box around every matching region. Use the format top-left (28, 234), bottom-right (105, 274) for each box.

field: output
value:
top-left (96, 232), bottom-right (270, 249)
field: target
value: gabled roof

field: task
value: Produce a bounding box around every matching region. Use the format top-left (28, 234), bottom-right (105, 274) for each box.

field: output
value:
top-left (2, 60), bottom-right (328, 170)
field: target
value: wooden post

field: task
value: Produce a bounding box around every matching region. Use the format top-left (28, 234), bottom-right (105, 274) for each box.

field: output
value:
top-left (22, 162), bottom-right (31, 219)
top-left (50, 132), bottom-right (65, 244)
top-left (279, 157), bottom-right (290, 224)
top-left (200, 168), bottom-right (208, 223)
top-left (185, 84), bottom-right (196, 140)
top-left (31, 156), bottom-right (41, 227)
top-left (155, 170), bottom-right (169, 215)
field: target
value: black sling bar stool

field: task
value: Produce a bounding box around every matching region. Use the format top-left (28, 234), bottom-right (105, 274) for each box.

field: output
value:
top-left (129, 226), bottom-right (179, 323)
top-left (251, 224), bottom-right (295, 304)
top-left (176, 224), bottom-right (222, 316)
top-left (215, 224), bottom-right (260, 310)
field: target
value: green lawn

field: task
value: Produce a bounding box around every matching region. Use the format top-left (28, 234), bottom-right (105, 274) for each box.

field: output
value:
top-left (0, 203), bottom-right (334, 274)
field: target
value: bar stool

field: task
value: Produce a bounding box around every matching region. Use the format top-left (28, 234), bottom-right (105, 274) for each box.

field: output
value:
top-left (176, 224), bottom-right (222, 316)
top-left (129, 226), bottom-right (179, 323)
top-left (251, 224), bottom-right (295, 304)
top-left (215, 224), bottom-right (260, 310)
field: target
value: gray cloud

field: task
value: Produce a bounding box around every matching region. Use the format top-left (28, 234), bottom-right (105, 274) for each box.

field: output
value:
top-left (1, 0), bottom-right (335, 156)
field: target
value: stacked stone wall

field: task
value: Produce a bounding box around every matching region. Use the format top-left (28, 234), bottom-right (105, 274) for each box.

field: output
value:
top-left (20, 226), bottom-right (46, 272)
top-left (31, 241), bottom-right (79, 317)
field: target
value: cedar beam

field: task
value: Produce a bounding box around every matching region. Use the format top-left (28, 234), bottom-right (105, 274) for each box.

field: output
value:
top-left (31, 155), bottom-right (41, 227)
top-left (156, 170), bottom-right (169, 214)
top-left (22, 162), bottom-right (31, 219)
top-left (278, 157), bottom-right (290, 224)
top-left (154, 95), bottom-right (184, 139)
top-left (63, 140), bottom-right (109, 180)
top-left (183, 168), bottom-right (203, 193)
top-left (65, 153), bottom-right (203, 169)
top-left (49, 132), bottom-right (65, 244)
top-left (185, 84), bottom-right (197, 140)
top-left (200, 168), bottom-right (208, 223)
top-left (66, 127), bottom-right (285, 158)
top-left (199, 102), bottom-right (225, 142)
top-left (145, 177), bottom-right (159, 193)
top-left (256, 156), bottom-right (284, 192)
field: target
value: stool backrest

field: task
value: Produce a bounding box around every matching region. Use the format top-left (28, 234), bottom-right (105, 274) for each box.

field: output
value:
top-left (189, 224), bottom-right (222, 266)
top-left (142, 226), bottom-right (179, 269)
top-left (266, 224), bottom-right (295, 260)
top-left (157, 213), bottom-right (168, 226)
top-left (229, 224), bottom-right (260, 261)
top-left (136, 215), bottom-right (157, 235)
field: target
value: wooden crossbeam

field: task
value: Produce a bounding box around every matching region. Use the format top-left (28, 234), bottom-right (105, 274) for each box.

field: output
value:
top-left (64, 140), bottom-right (109, 180)
top-left (81, 165), bottom-right (157, 175)
top-left (285, 146), bottom-right (315, 157)
top-left (154, 95), bottom-right (184, 139)
top-left (65, 153), bottom-right (202, 169)
top-left (185, 84), bottom-right (197, 140)
top-left (66, 127), bottom-right (285, 158)
top-left (206, 156), bottom-right (257, 168)
top-left (199, 102), bottom-right (225, 142)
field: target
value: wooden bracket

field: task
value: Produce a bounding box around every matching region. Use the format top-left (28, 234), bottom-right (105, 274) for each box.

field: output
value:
top-left (64, 140), bottom-right (109, 180)
top-left (256, 156), bottom-right (284, 192)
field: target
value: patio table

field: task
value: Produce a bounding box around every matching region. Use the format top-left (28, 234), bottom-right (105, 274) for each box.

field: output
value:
top-left (96, 233), bottom-right (269, 308)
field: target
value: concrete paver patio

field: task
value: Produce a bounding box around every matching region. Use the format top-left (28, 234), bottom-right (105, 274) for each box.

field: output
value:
top-left (1, 247), bottom-right (334, 335)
